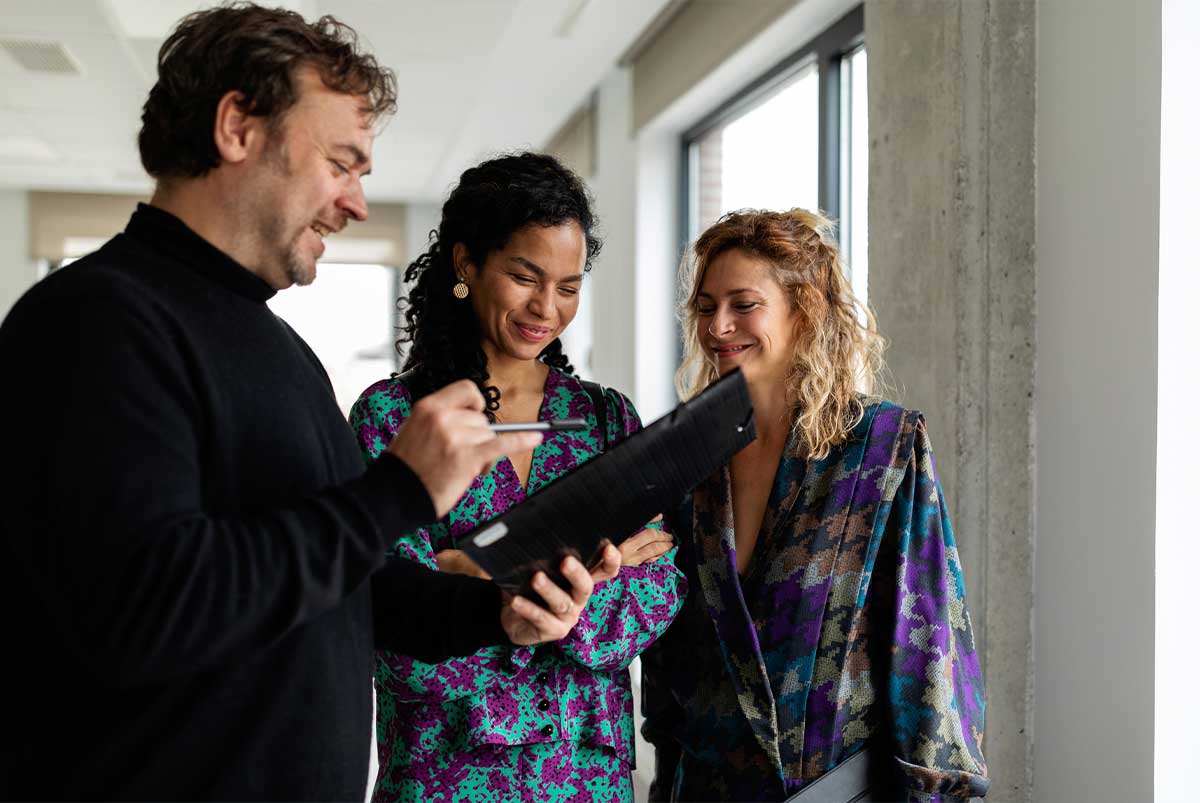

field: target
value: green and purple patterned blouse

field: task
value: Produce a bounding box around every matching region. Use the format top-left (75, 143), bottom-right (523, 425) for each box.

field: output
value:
top-left (350, 367), bottom-right (687, 803)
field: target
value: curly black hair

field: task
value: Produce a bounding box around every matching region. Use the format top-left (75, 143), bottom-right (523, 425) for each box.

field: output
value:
top-left (399, 152), bottom-right (602, 418)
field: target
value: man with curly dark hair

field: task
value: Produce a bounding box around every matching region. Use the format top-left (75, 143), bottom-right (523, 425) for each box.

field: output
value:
top-left (0, 5), bottom-right (616, 801)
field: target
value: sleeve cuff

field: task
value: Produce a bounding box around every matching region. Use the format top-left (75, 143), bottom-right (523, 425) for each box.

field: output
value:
top-left (443, 575), bottom-right (508, 654)
top-left (350, 452), bottom-right (437, 536)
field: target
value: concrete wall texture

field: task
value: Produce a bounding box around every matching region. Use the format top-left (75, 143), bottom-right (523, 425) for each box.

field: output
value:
top-left (866, 1), bottom-right (1036, 800)
top-left (870, 0), bottom-right (1179, 799)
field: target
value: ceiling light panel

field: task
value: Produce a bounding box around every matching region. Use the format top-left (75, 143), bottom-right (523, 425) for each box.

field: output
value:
top-left (0, 39), bottom-right (82, 75)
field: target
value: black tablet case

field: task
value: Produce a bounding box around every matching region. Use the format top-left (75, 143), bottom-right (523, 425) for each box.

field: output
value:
top-left (783, 744), bottom-right (904, 803)
top-left (460, 369), bottom-right (756, 596)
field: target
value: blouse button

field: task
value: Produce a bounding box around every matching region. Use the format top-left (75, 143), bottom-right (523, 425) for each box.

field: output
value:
top-left (538, 699), bottom-right (550, 711)
top-left (540, 724), bottom-right (554, 737)
top-left (537, 672), bottom-right (549, 684)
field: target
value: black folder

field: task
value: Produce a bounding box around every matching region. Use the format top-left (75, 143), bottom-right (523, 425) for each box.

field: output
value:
top-left (460, 368), bottom-right (756, 597)
top-left (783, 745), bottom-right (903, 803)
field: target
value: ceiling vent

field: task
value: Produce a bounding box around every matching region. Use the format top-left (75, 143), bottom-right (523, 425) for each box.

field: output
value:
top-left (0, 39), bottom-right (82, 75)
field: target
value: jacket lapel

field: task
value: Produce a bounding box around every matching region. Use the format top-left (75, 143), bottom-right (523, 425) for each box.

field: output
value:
top-left (691, 466), bottom-right (784, 775)
top-left (796, 403), bottom-right (907, 775)
top-left (748, 405), bottom-right (883, 777)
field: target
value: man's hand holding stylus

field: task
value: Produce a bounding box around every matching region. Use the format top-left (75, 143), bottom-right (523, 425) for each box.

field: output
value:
top-left (386, 379), bottom-right (541, 518)
top-left (388, 378), bottom-right (620, 646)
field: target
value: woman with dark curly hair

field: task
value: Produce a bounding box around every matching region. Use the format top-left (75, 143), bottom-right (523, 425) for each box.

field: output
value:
top-left (641, 209), bottom-right (989, 802)
top-left (349, 152), bottom-right (686, 803)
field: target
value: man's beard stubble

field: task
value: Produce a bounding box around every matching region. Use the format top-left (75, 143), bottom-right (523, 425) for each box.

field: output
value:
top-left (260, 132), bottom-right (317, 288)
top-left (283, 240), bottom-right (316, 287)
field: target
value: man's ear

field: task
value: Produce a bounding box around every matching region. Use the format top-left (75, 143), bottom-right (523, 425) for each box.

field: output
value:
top-left (212, 90), bottom-right (265, 165)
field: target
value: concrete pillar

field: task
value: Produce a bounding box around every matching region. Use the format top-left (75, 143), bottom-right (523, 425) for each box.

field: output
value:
top-left (866, 2), bottom-right (1036, 800)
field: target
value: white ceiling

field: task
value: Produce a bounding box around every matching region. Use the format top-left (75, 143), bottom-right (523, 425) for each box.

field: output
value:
top-left (0, 0), bottom-right (671, 202)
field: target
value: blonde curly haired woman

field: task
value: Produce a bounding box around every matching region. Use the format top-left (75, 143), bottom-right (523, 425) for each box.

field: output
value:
top-left (640, 209), bottom-right (989, 802)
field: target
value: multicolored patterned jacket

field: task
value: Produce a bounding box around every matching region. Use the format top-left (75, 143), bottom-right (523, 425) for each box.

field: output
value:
top-left (642, 400), bottom-right (988, 802)
top-left (351, 367), bottom-right (687, 801)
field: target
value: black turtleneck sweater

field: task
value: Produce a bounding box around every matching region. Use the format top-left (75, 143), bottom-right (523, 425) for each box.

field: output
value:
top-left (0, 204), bottom-right (506, 801)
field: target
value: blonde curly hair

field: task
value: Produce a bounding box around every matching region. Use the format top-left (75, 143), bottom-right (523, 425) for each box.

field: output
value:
top-left (676, 208), bottom-right (886, 460)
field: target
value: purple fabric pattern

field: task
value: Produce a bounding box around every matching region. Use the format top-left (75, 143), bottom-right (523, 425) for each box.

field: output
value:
top-left (641, 400), bottom-right (988, 802)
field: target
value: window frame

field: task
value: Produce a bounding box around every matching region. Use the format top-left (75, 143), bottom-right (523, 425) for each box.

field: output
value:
top-left (678, 4), bottom-right (865, 249)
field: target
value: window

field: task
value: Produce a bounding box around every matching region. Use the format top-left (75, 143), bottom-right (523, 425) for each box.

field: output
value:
top-left (682, 5), bottom-right (866, 294)
top-left (686, 63), bottom-right (820, 241)
top-left (268, 263), bottom-right (402, 417)
top-left (841, 43), bottom-right (869, 303)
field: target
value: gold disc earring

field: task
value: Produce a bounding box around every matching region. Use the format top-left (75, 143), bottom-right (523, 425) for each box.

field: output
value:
top-left (452, 279), bottom-right (469, 300)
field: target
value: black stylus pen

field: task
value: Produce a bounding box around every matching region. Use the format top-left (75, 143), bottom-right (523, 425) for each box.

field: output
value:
top-left (488, 417), bottom-right (588, 433)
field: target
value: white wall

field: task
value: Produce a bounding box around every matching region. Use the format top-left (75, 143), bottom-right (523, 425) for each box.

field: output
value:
top-left (633, 128), bottom-right (682, 422)
top-left (0, 191), bottom-right (38, 321)
top-left (588, 67), bottom-right (640, 400)
top-left (1155, 2), bottom-right (1200, 801)
top-left (402, 201), bottom-right (440, 266)
top-left (1035, 1), bottom-right (1160, 799)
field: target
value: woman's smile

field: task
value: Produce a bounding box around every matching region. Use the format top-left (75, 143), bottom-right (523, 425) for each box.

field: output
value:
top-left (711, 342), bottom-right (755, 360)
top-left (513, 322), bottom-right (552, 342)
